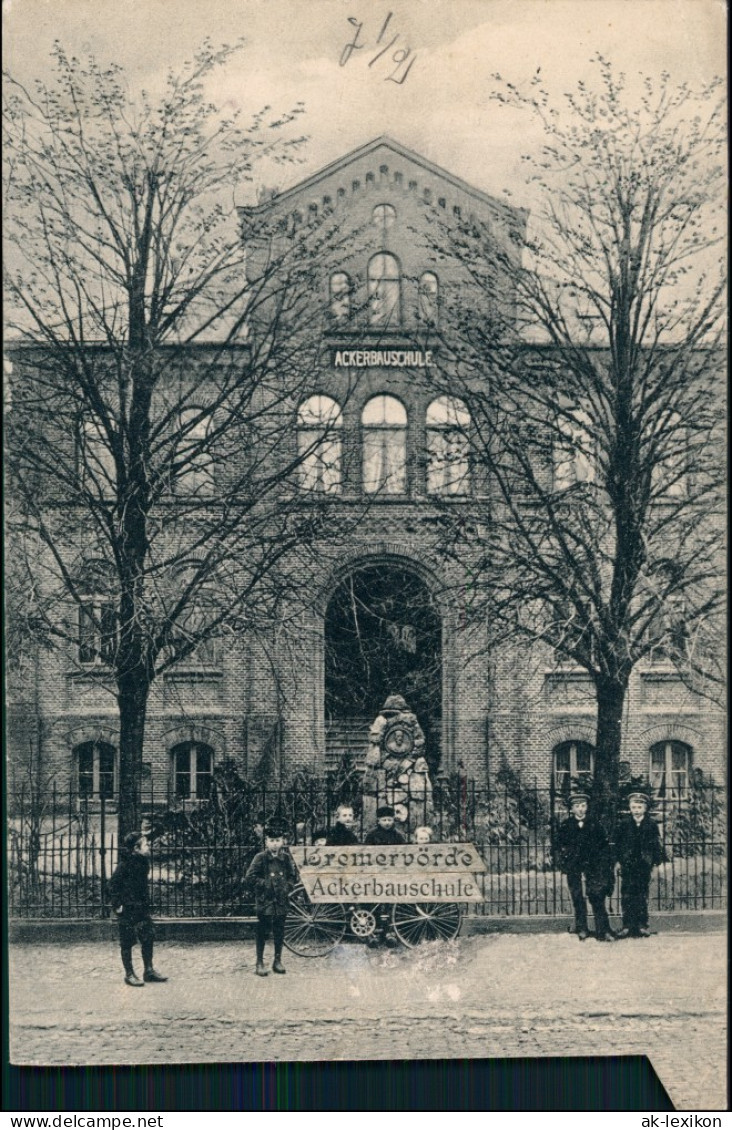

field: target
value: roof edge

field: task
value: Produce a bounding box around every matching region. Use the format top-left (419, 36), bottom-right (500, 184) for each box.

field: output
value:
top-left (239, 135), bottom-right (528, 225)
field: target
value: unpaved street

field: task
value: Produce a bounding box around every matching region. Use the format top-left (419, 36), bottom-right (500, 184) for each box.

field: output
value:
top-left (9, 931), bottom-right (726, 1110)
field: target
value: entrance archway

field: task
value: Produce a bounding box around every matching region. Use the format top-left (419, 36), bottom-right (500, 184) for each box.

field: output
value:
top-left (324, 561), bottom-right (442, 774)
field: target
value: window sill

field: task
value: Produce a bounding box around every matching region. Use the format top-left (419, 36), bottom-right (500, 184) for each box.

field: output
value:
top-left (546, 704), bottom-right (595, 714)
top-left (164, 668), bottom-right (223, 681)
top-left (637, 704), bottom-right (701, 714)
top-left (425, 493), bottom-right (474, 502)
top-left (67, 667), bottom-right (115, 680)
top-left (322, 329), bottom-right (428, 342)
top-left (544, 667), bottom-right (591, 676)
top-left (76, 799), bottom-right (118, 812)
top-left (295, 493), bottom-right (480, 505)
top-left (362, 493), bottom-right (413, 503)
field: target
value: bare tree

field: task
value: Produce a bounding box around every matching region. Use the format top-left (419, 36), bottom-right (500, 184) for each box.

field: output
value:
top-left (426, 58), bottom-right (726, 825)
top-left (4, 40), bottom-right (357, 836)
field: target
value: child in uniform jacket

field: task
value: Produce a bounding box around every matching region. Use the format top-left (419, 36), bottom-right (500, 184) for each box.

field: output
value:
top-left (555, 792), bottom-right (616, 942)
top-left (245, 823), bottom-right (298, 976)
top-left (615, 790), bottom-right (667, 938)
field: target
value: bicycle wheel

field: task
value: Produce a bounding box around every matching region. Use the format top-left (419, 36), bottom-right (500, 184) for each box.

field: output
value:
top-left (390, 902), bottom-right (462, 947)
top-left (283, 883), bottom-right (348, 957)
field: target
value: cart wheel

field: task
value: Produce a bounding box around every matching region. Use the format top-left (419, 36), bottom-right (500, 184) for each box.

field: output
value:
top-left (349, 908), bottom-right (377, 938)
top-left (390, 902), bottom-right (462, 947)
top-left (283, 884), bottom-right (347, 957)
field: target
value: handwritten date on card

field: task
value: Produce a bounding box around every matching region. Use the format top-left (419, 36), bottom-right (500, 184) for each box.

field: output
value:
top-left (339, 12), bottom-right (417, 85)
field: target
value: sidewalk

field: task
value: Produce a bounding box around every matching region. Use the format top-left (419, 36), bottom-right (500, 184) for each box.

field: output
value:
top-left (9, 929), bottom-right (727, 1111)
top-left (8, 908), bottom-right (726, 943)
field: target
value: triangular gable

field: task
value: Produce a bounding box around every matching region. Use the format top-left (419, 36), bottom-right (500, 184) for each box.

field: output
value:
top-left (239, 135), bottom-right (527, 238)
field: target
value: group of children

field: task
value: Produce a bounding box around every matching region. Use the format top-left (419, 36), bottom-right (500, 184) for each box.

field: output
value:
top-left (108, 793), bottom-right (667, 984)
top-left (310, 804), bottom-right (432, 950)
top-left (311, 803), bottom-right (433, 848)
top-left (107, 804), bottom-right (430, 984)
top-left (556, 788), bottom-right (667, 942)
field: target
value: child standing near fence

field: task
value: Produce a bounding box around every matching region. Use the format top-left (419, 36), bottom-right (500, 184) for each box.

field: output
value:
top-left (615, 790), bottom-right (667, 938)
top-left (108, 831), bottom-right (167, 987)
top-left (245, 822), bottom-right (298, 977)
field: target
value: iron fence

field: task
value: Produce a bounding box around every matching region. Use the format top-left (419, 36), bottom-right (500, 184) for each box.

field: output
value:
top-left (7, 778), bottom-right (726, 919)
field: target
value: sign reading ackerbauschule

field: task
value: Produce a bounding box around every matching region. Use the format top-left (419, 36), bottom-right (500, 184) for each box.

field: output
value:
top-left (290, 843), bottom-right (487, 903)
top-left (332, 348), bottom-right (434, 368)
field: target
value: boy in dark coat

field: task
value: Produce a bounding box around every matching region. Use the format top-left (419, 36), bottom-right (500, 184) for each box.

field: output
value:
top-left (326, 804), bottom-right (360, 845)
top-left (365, 805), bottom-right (406, 845)
top-left (108, 831), bottom-right (167, 987)
top-left (615, 791), bottom-right (667, 938)
top-left (555, 792), bottom-right (616, 942)
top-left (364, 806), bottom-right (404, 945)
top-left (245, 823), bottom-right (298, 976)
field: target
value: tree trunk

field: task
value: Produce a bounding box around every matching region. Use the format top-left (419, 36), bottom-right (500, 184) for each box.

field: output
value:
top-left (593, 675), bottom-right (628, 834)
top-left (117, 672), bottom-right (150, 840)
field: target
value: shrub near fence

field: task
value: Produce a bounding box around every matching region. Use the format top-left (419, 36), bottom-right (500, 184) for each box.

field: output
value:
top-left (6, 777), bottom-right (727, 919)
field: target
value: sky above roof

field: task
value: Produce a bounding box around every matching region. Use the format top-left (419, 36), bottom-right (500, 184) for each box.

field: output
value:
top-left (4, 0), bottom-right (726, 210)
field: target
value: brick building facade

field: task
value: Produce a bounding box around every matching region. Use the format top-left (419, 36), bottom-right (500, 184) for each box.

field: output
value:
top-left (6, 137), bottom-right (725, 809)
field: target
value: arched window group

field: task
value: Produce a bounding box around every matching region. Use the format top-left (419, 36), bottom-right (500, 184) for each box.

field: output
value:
top-left (552, 738), bottom-right (694, 799)
top-left (328, 205), bottom-right (440, 327)
top-left (72, 739), bottom-right (217, 803)
top-left (296, 394), bottom-right (471, 497)
top-left (330, 261), bottom-right (439, 326)
top-left (69, 733), bottom-right (696, 803)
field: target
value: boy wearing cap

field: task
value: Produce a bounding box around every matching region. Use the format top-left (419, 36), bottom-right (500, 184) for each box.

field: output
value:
top-left (361, 807), bottom-right (404, 947)
top-left (108, 831), bottom-right (167, 987)
top-left (365, 806), bottom-right (406, 845)
top-left (615, 791), bottom-right (666, 938)
top-left (245, 824), bottom-right (298, 976)
top-left (555, 792), bottom-right (616, 942)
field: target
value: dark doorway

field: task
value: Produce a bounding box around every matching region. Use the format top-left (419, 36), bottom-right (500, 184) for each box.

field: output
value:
top-left (324, 562), bottom-right (442, 774)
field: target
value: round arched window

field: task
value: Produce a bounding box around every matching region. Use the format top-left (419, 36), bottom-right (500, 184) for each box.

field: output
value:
top-left (426, 396), bottom-right (471, 495)
top-left (553, 409), bottom-right (595, 490)
top-left (76, 740), bottom-right (116, 800)
top-left (553, 741), bottom-right (594, 791)
top-left (649, 740), bottom-right (692, 798)
top-left (368, 253), bottom-right (401, 326)
top-left (372, 203), bottom-right (397, 233)
top-left (362, 395), bottom-right (407, 495)
top-left (329, 272), bottom-right (351, 321)
top-left (172, 741), bottom-right (214, 801)
top-left (297, 395), bottom-right (343, 494)
top-left (419, 272), bottom-right (439, 325)
top-left (176, 408), bottom-right (215, 496)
